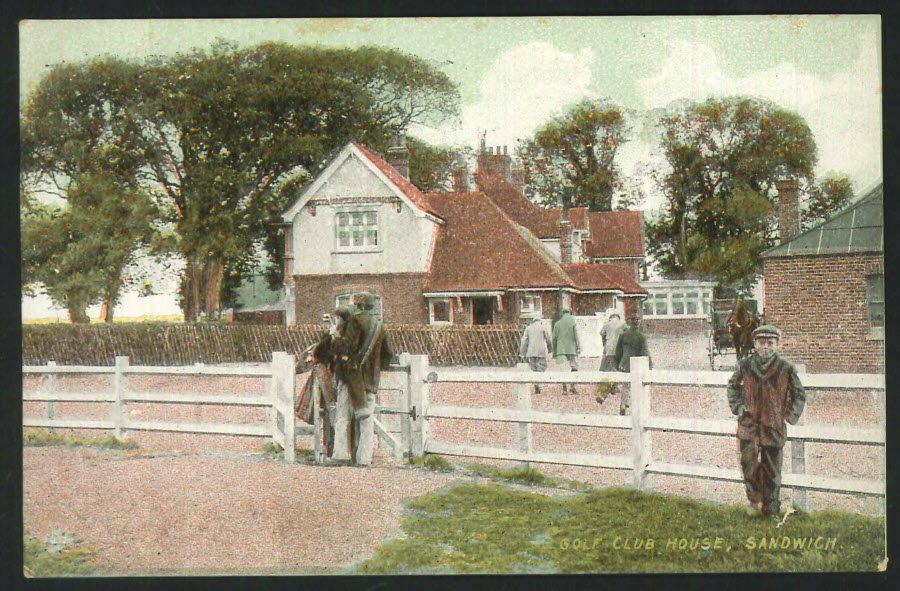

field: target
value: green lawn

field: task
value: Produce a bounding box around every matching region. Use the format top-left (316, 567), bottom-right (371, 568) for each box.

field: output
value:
top-left (356, 482), bottom-right (885, 574)
top-left (24, 536), bottom-right (95, 577)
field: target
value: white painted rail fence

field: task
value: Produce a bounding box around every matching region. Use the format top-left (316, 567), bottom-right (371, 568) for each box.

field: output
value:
top-left (23, 353), bottom-right (301, 462)
top-left (411, 355), bottom-right (885, 513)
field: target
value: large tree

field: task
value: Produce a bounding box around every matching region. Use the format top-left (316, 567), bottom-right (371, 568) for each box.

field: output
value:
top-left (407, 136), bottom-right (456, 192)
top-left (518, 98), bottom-right (627, 212)
top-left (21, 58), bottom-right (160, 321)
top-left (645, 96), bottom-right (817, 288)
top-left (22, 42), bottom-right (460, 322)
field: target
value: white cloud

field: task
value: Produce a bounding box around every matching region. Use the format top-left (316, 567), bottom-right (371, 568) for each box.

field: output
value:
top-left (414, 42), bottom-right (597, 151)
top-left (636, 33), bottom-right (882, 189)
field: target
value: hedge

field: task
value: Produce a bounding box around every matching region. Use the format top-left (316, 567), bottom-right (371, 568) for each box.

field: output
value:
top-left (22, 323), bottom-right (523, 367)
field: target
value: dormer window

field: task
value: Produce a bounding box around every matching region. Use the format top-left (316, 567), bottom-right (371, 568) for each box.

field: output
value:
top-left (335, 207), bottom-right (379, 251)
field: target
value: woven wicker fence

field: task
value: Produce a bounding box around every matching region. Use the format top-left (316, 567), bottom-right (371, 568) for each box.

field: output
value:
top-left (22, 323), bottom-right (522, 367)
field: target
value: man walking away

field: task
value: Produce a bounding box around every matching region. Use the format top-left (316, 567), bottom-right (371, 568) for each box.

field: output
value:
top-left (597, 310), bottom-right (625, 404)
top-left (519, 311), bottom-right (552, 394)
top-left (551, 306), bottom-right (581, 395)
top-left (727, 324), bottom-right (805, 517)
top-left (615, 314), bottom-right (651, 415)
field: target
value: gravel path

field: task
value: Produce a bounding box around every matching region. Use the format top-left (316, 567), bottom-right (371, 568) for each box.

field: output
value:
top-left (23, 446), bottom-right (461, 575)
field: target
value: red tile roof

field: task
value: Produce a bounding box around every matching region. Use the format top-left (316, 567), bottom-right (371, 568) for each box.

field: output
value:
top-left (562, 263), bottom-right (646, 295)
top-left (422, 191), bottom-right (570, 292)
top-left (351, 141), bottom-right (440, 218)
top-left (584, 211), bottom-right (644, 258)
top-left (473, 169), bottom-right (559, 237)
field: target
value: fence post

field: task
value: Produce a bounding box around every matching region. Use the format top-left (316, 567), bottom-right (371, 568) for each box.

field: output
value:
top-left (398, 353), bottom-right (412, 459)
top-left (408, 354), bottom-right (429, 458)
top-left (42, 361), bottom-right (57, 433)
top-left (284, 353), bottom-right (297, 463)
top-left (791, 364), bottom-right (807, 511)
top-left (112, 356), bottom-right (129, 438)
top-left (514, 363), bottom-right (533, 466)
top-left (629, 356), bottom-right (652, 491)
top-left (878, 382), bottom-right (886, 516)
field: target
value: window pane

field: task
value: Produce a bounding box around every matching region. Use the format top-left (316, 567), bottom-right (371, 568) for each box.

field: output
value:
top-left (654, 293), bottom-right (667, 316)
top-left (433, 300), bottom-right (450, 322)
top-left (351, 212), bottom-right (362, 226)
top-left (671, 293), bottom-right (685, 315)
top-left (643, 298), bottom-right (654, 315)
top-left (352, 231), bottom-right (363, 246)
top-left (337, 213), bottom-right (349, 226)
top-left (686, 293), bottom-right (698, 315)
top-left (867, 274), bottom-right (884, 302)
top-left (365, 211), bottom-right (377, 226)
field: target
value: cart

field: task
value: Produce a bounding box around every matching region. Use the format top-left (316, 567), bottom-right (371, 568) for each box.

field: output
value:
top-left (708, 298), bottom-right (758, 370)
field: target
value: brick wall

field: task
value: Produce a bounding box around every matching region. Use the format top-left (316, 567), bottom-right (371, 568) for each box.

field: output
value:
top-left (292, 273), bottom-right (426, 324)
top-left (571, 293), bottom-right (615, 316)
top-left (762, 253), bottom-right (884, 373)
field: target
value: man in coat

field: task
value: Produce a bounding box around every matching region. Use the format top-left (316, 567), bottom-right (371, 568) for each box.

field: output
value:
top-left (727, 324), bottom-right (805, 516)
top-left (615, 314), bottom-right (652, 415)
top-left (597, 310), bottom-right (625, 404)
top-left (519, 311), bottom-right (552, 394)
top-left (348, 291), bottom-right (393, 467)
top-left (551, 305), bottom-right (581, 395)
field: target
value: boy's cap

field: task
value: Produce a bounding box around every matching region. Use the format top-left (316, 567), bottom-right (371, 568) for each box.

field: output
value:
top-left (752, 324), bottom-right (782, 339)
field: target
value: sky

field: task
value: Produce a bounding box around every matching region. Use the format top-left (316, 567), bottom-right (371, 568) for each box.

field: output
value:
top-left (19, 16), bottom-right (883, 319)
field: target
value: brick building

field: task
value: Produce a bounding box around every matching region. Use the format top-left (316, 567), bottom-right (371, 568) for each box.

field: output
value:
top-left (760, 181), bottom-right (884, 373)
top-left (278, 139), bottom-right (647, 326)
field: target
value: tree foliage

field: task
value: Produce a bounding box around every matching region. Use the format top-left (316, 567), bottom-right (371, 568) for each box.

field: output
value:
top-left (407, 136), bottom-right (456, 192)
top-left (645, 96), bottom-right (817, 288)
top-left (802, 172), bottom-right (853, 229)
top-left (518, 98), bottom-right (627, 211)
top-left (21, 42), bottom-right (460, 321)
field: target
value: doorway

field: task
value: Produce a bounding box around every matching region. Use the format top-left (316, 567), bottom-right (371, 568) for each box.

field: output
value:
top-left (472, 297), bottom-right (494, 325)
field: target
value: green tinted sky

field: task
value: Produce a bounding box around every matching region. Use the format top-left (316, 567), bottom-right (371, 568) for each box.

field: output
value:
top-left (20, 15), bottom-right (882, 186)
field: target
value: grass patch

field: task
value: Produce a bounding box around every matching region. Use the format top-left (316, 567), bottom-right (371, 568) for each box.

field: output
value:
top-left (464, 463), bottom-right (560, 486)
top-left (24, 536), bottom-right (95, 576)
top-left (23, 428), bottom-right (138, 450)
top-left (356, 483), bottom-right (885, 574)
top-left (409, 454), bottom-right (453, 470)
top-left (260, 441), bottom-right (283, 454)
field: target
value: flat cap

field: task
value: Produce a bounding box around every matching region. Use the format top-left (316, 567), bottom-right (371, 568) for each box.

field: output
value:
top-left (752, 324), bottom-right (782, 339)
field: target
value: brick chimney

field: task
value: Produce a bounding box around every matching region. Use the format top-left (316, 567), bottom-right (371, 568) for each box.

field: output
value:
top-left (451, 164), bottom-right (468, 192)
top-left (386, 132), bottom-right (409, 179)
top-left (510, 164), bottom-right (525, 194)
top-left (476, 145), bottom-right (512, 180)
top-left (775, 178), bottom-right (800, 244)
top-left (558, 220), bottom-right (573, 264)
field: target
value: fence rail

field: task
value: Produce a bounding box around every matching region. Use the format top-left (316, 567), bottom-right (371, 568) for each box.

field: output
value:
top-left (413, 356), bottom-right (886, 512)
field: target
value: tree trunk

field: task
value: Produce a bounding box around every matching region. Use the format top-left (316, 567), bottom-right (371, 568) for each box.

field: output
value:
top-left (66, 288), bottom-right (91, 324)
top-left (182, 256), bottom-right (201, 322)
top-left (101, 281), bottom-right (120, 323)
top-left (201, 257), bottom-right (223, 320)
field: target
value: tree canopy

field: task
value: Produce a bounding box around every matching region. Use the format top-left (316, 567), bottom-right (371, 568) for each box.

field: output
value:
top-left (644, 96), bottom-right (817, 288)
top-left (518, 98), bottom-right (627, 212)
top-left (802, 172), bottom-right (853, 229)
top-left (21, 42), bottom-right (460, 321)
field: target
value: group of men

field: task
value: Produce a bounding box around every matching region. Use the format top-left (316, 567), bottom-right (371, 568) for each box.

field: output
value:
top-left (294, 291), bottom-right (391, 467)
top-left (295, 294), bottom-right (804, 517)
top-left (519, 306), bottom-right (805, 516)
top-left (518, 307), bottom-right (650, 415)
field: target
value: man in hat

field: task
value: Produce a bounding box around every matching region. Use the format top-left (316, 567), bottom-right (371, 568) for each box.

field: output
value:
top-left (614, 314), bottom-right (652, 415)
top-left (727, 324), bottom-right (805, 516)
top-left (519, 311), bottom-right (552, 394)
top-left (551, 305), bottom-right (581, 394)
top-left (597, 310), bottom-right (625, 403)
top-left (346, 291), bottom-right (392, 467)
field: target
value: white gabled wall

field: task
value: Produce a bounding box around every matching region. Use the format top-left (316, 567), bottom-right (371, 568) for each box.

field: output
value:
top-left (289, 154), bottom-right (435, 275)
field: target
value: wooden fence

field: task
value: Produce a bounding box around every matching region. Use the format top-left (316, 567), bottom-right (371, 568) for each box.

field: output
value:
top-left (22, 353), bottom-right (885, 513)
top-left (407, 356), bottom-right (886, 513)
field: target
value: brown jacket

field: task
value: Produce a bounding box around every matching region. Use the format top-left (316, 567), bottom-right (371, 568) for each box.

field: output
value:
top-left (727, 353), bottom-right (805, 447)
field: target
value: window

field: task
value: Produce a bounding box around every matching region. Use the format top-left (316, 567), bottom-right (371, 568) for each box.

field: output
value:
top-left (335, 208), bottom-right (378, 251)
top-left (429, 298), bottom-right (452, 324)
top-left (654, 293), bottom-right (667, 316)
top-left (866, 273), bottom-right (884, 329)
top-left (642, 297), bottom-right (654, 316)
top-left (519, 294), bottom-right (542, 318)
top-left (670, 292), bottom-right (685, 315)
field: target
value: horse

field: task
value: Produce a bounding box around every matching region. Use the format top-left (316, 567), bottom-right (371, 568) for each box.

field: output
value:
top-left (726, 299), bottom-right (758, 361)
